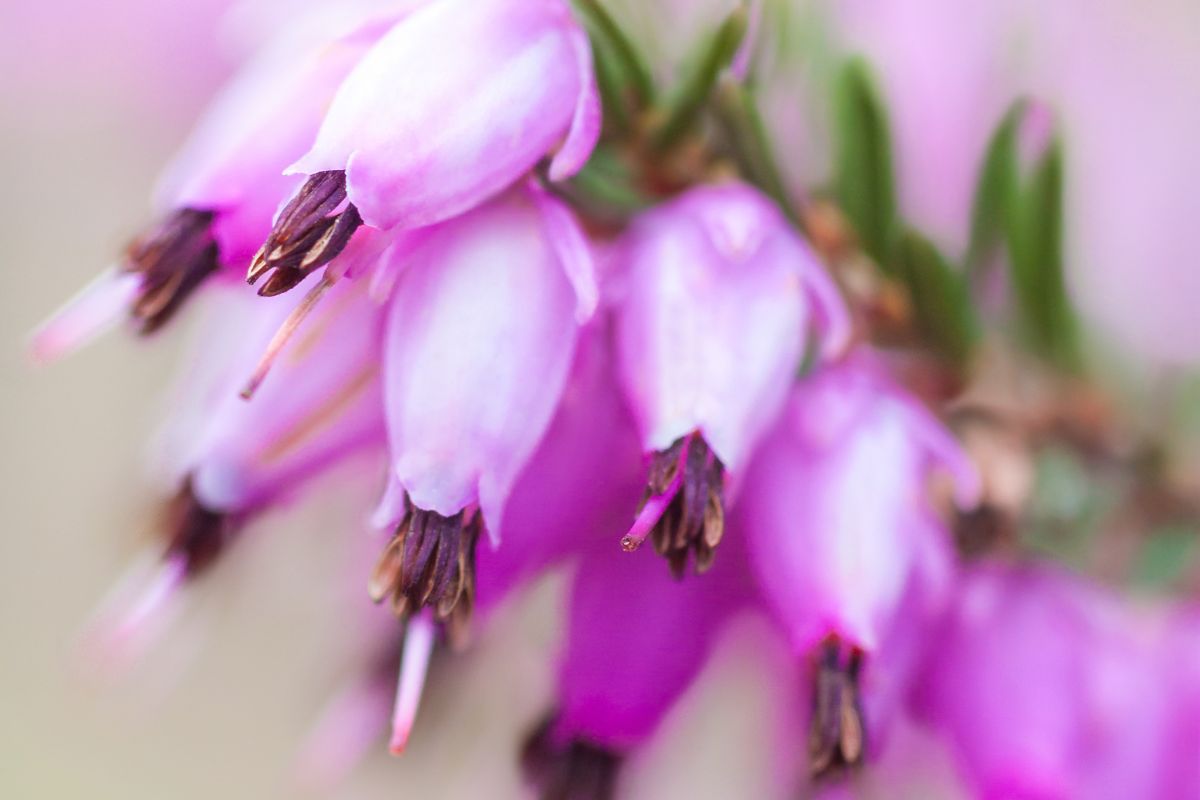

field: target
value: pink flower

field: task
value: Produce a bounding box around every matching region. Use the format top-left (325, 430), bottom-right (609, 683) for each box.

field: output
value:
top-left (614, 182), bottom-right (850, 574)
top-left (367, 183), bottom-right (598, 630)
top-left (734, 354), bottom-right (978, 773)
top-left (30, 4), bottom-right (403, 359)
top-left (911, 562), bottom-right (1189, 800)
top-left (524, 538), bottom-right (753, 796)
top-left (248, 0), bottom-right (599, 293)
top-left (91, 276), bottom-right (386, 661)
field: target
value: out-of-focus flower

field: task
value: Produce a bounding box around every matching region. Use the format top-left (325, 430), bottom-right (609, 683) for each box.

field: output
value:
top-left (92, 276), bottom-right (385, 661)
top-left (368, 184), bottom-right (597, 633)
top-left (30, 3), bottom-right (405, 359)
top-left (523, 538), bottom-right (753, 798)
top-left (614, 182), bottom-right (850, 575)
top-left (736, 354), bottom-right (978, 775)
top-left (248, 0), bottom-right (599, 294)
top-left (912, 562), bottom-right (1193, 800)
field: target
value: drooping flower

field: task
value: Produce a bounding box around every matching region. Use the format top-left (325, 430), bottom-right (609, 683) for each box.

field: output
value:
top-left (304, 318), bottom-right (643, 773)
top-left (30, 5), bottom-right (407, 359)
top-left (523, 536), bottom-right (754, 798)
top-left (734, 354), bottom-right (978, 776)
top-left (93, 276), bottom-right (386, 659)
top-left (247, 0), bottom-right (600, 294)
top-left (368, 183), bottom-right (598, 633)
top-left (910, 561), bottom-right (1192, 800)
top-left (613, 182), bottom-right (850, 574)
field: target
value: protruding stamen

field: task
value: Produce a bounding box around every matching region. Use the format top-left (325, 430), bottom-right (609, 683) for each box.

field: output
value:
top-left (627, 433), bottom-right (727, 577)
top-left (809, 639), bottom-right (866, 778)
top-left (247, 171), bottom-right (363, 296)
top-left (389, 614), bottom-right (436, 755)
top-left (369, 499), bottom-right (481, 640)
top-left (521, 714), bottom-right (621, 800)
top-left (620, 472), bottom-right (681, 552)
top-left (240, 274), bottom-right (336, 400)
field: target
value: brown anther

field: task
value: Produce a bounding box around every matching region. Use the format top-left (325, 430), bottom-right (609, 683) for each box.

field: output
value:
top-left (521, 715), bottom-right (620, 800)
top-left (162, 477), bottom-right (235, 578)
top-left (808, 640), bottom-right (866, 779)
top-left (124, 208), bottom-right (219, 334)
top-left (369, 502), bottom-right (481, 638)
top-left (639, 434), bottom-right (726, 578)
top-left (247, 170), bottom-right (363, 296)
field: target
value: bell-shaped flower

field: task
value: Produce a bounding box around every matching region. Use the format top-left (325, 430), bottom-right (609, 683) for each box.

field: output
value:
top-left (523, 537), bottom-right (752, 797)
top-left (93, 276), bottom-right (386, 661)
top-left (250, 0), bottom-right (600, 294)
top-left (613, 182), bottom-right (850, 575)
top-left (911, 562), bottom-right (1186, 800)
top-left (30, 4), bottom-right (404, 359)
top-left (368, 183), bottom-right (597, 633)
top-left (734, 354), bottom-right (978, 775)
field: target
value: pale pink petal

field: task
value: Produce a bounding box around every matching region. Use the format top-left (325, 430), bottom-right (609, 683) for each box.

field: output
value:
top-left (529, 180), bottom-right (598, 321)
top-left (616, 184), bottom-right (821, 472)
top-left (290, 0), bottom-right (591, 230)
top-left (159, 4), bottom-right (407, 265)
top-left (383, 188), bottom-right (580, 539)
top-left (547, 25), bottom-right (602, 182)
top-left (28, 269), bottom-right (142, 363)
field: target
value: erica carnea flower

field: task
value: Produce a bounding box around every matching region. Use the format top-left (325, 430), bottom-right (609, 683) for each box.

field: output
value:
top-left (368, 184), bottom-right (598, 633)
top-left (94, 276), bottom-right (385, 657)
top-left (614, 182), bottom-right (850, 575)
top-left (31, 5), bottom-right (403, 358)
top-left (524, 538), bottom-right (752, 798)
top-left (911, 562), bottom-right (1190, 800)
top-left (735, 354), bottom-right (978, 775)
top-left (247, 0), bottom-right (599, 294)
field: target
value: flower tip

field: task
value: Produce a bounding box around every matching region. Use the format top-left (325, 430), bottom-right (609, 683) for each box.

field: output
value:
top-left (620, 534), bottom-right (643, 553)
top-left (27, 269), bottom-right (142, 365)
top-left (387, 732), bottom-right (410, 757)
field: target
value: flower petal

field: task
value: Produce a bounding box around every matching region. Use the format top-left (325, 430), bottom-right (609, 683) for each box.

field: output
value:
top-left (546, 24), bottom-right (602, 182)
top-left (383, 188), bottom-right (581, 540)
top-left (290, 0), bottom-right (587, 230)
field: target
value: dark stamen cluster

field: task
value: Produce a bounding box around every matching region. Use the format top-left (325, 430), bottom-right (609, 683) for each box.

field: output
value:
top-left (369, 503), bottom-right (481, 640)
top-left (637, 434), bottom-right (726, 577)
top-left (809, 639), bottom-right (865, 778)
top-left (247, 170), bottom-right (363, 296)
top-left (124, 208), bottom-right (219, 334)
top-left (521, 715), bottom-right (620, 800)
top-left (163, 478), bottom-right (235, 578)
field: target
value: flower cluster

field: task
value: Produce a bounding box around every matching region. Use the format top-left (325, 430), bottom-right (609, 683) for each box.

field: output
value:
top-left (36, 1), bottom-right (1199, 798)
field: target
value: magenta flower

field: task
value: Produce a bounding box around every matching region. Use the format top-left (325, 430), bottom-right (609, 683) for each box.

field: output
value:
top-left (524, 539), bottom-right (753, 797)
top-left (910, 562), bottom-right (1189, 800)
top-left (31, 6), bottom-right (402, 359)
top-left (614, 182), bottom-right (850, 574)
top-left (367, 184), bottom-right (598, 632)
top-left (248, 0), bottom-right (599, 294)
top-left (734, 354), bottom-right (978, 773)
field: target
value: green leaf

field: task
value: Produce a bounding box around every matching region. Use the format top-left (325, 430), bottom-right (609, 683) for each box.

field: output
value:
top-left (965, 100), bottom-right (1024, 274)
top-left (832, 57), bottom-right (897, 268)
top-left (712, 80), bottom-right (799, 225)
top-left (651, 5), bottom-right (748, 150)
top-left (894, 228), bottom-right (981, 365)
top-left (571, 0), bottom-right (656, 109)
top-left (1006, 137), bottom-right (1079, 368)
top-left (562, 145), bottom-right (651, 223)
